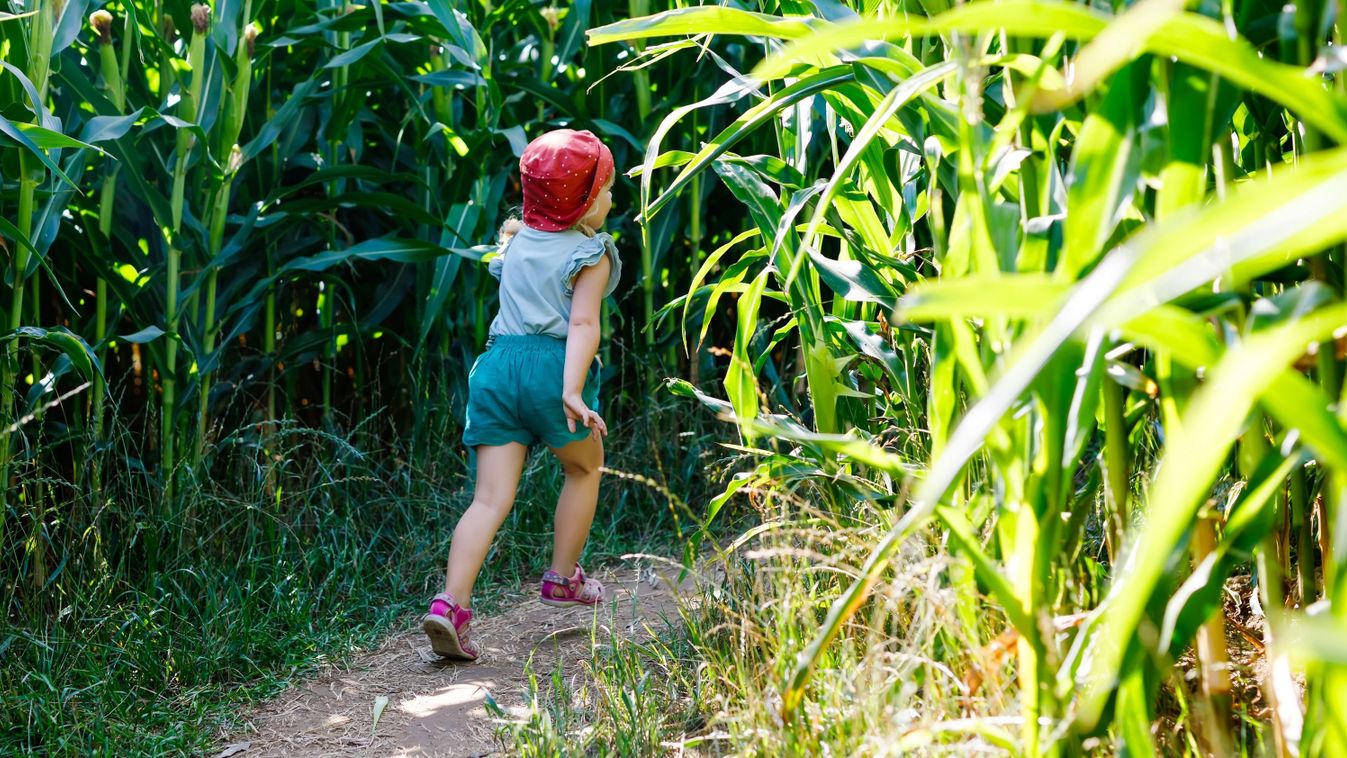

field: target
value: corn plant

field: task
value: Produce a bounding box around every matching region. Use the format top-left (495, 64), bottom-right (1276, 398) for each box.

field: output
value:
top-left (3, 0), bottom-right (742, 749)
top-left (0, 0), bottom-right (729, 636)
top-left (594, 0), bottom-right (1347, 752)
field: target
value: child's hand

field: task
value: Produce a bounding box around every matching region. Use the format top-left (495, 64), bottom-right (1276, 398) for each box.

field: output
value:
top-left (563, 391), bottom-right (607, 440)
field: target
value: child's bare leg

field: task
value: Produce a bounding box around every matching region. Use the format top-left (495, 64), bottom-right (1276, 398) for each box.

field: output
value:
top-left (547, 434), bottom-right (604, 575)
top-left (444, 442), bottom-right (529, 606)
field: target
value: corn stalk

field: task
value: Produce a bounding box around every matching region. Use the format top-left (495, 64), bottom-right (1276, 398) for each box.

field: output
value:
top-left (161, 4), bottom-right (209, 510)
top-left (86, 8), bottom-right (128, 501)
top-left (1, 0), bottom-right (56, 512)
top-left (194, 9), bottom-right (256, 464)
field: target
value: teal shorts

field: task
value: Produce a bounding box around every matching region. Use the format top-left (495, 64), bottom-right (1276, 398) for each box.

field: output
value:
top-left (463, 334), bottom-right (600, 449)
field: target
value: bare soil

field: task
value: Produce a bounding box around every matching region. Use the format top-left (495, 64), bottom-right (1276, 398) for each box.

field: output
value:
top-left (217, 561), bottom-right (683, 757)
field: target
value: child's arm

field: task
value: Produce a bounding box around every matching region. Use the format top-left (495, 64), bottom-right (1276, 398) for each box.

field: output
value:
top-left (562, 255), bottom-right (612, 439)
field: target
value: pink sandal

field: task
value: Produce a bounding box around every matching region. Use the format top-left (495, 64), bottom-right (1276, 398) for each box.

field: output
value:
top-left (422, 593), bottom-right (480, 661)
top-left (540, 563), bottom-right (606, 607)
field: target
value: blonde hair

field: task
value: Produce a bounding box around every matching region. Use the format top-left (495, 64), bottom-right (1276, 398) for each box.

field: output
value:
top-left (497, 216), bottom-right (596, 243)
top-left (498, 217), bottom-right (525, 245)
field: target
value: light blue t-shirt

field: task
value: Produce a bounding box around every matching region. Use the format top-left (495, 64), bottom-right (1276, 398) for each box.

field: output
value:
top-left (487, 226), bottom-right (621, 339)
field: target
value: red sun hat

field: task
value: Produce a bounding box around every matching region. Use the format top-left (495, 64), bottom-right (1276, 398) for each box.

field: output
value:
top-left (520, 129), bottom-right (615, 232)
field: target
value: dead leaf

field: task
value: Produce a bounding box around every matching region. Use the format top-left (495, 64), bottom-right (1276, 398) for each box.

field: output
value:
top-left (372, 695), bottom-right (389, 735)
top-left (216, 742), bottom-right (250, 758)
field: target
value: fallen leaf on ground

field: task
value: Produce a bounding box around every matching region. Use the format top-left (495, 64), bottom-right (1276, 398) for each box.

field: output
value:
top-left (372, 695), bottom-right (390, 735)
top-left (215, 742), bottom-right (250, 758)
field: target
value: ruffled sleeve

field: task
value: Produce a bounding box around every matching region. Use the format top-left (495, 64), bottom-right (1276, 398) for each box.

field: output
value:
top-left (561, 232), bottom-right (621, 298)
top-left (488, 233), bottom-right (516, 281)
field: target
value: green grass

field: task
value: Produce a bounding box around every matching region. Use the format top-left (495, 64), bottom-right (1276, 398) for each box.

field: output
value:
top-left (501, 602), bottom-right (707, 756)
top-left (14, 0), bottom-right (1347, 754)
top-left (0, 370), bottom-right (706, 755)
top-left (3, 548), bottom-right (414, 753)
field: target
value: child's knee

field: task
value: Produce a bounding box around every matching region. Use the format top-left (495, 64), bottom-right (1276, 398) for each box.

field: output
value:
top-left (561, 455), bottom-right (602, 479)
top-left (470, 496), bottom-right (514, 520)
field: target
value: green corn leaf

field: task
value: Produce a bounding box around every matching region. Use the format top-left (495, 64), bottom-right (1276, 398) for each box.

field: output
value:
top-left (806, 62), bottom-right (958, 238)
top-left (784, 145), bottom-right (1347, 721)
top-left (1109, 150), bottom-right (1347, 316)
top-left (787, 60), bottom-right (956, 290)
top-left (79, 109), bottom-right (146, 143)
top-left (14, 123), bottom-right (97, 152)
top-left (839, 320), bottom-right (911, 390)
top-left (590, 118), bottom-right (646, 158)
top-left (726, 268), bottom-right (769, 435)
top-left (807, 249), bottom-right (900, 311)
top-left (1260, 372), bottom-right (1347, 474)
top-left (1068, 303), bottom-right (1347, 731)
top-left (754, 1), bottom-right (1347, 141)
top-left (1029, 0), bottom-right (1188, 112)
top-left (1156, 64), bottom-right (1214, 219)
top-left (586, 6), bottom-right (817, 46)
top-left (640, 67), bottom-right (855, 222)
top-left (741, 417), bottom-right (916, 474)
top-left (1117, 666), bottom-right (1158, 757)
top-left (2, 327), bottom-right (101, 382)
top-left (0, 216), bottom-right (37, 258)
top-left (898, 274), bottom-right (1067, 322)
top-left (242, 78), bottom-right (320, 162)
top-left (803, 339), bottom-right (840, 434)
top-left (1116, 306), bottom-right (1223, 369)
top-left (1159, 446), bottom-right (1298, 656)
top-left (740, 154), bottom-right (813, 188)
top-left (555, 0), bottom-right (592, 70)
top-left (1281, 613), bottom-right (1347, 666)
top-left (0, 115), bottom-right (79, 190)
top-left (936, 505), bottom-right (1035, 636)
top-left (1059, 62), bottom-right (1144, 280)
top-left (928, 323), bottom-right (956, 460)
top-left (101, 326), bottom-right (167, 348)
top-left (754, 0), bottom-right (1112, 81)
top-left (325, 39), bottom-right (381, 69)
top-left (425, 0), bottom-right (487, 67)
top-left (688, 471), bottom-right (754, 561)
top-left (0, 61), bottom-right (59, 130)
top-left (418, 204), bottom-right (479, 349)
top-left (413, 70), bottom-right (487, 89)
top-left (1247, 282), bottom-right (1338, 335)
top-left (684, 229), bottom-right (761, 351)
top-left (1122, 301), bottom-right (1347, 472)
top-left (713, 161), bottom-right (785, 251)
top-left (283, 238), bottom-right (483, 274)
top-left (664, 377), bottom-right (734, 417)
top-left (692, 253), bottom-right (766, 352)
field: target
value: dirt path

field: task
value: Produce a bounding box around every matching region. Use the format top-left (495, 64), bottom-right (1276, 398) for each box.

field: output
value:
top-left (218, 560), bottom-right (684, 757)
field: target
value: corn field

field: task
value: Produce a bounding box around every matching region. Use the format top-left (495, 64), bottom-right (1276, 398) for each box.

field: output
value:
top-left (5, 0), bottom-right (1347, 754)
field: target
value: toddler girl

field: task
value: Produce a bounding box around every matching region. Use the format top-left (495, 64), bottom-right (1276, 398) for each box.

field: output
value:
top-left (422, 129), bottom-right (620, 661)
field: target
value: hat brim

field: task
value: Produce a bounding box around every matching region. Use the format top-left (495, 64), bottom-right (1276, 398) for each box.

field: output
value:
top-left (575, 145), bottom-right (615, 225)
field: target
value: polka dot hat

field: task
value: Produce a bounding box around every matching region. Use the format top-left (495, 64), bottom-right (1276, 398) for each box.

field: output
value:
top-left (519, 129), bottom-right (615, 232)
